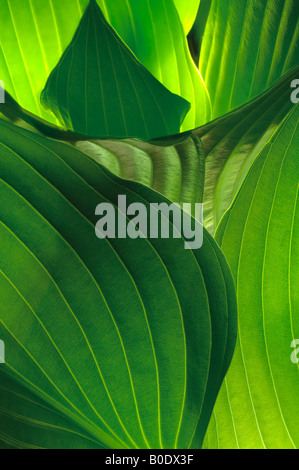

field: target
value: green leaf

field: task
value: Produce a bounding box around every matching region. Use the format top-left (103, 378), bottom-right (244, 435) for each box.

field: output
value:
top-left (41, 0), bottom-right (190, 140)
top-left (194, 66), bottom-right (299, 234)
top-left (197, 0), bottom-right (299, 119)
top-left (187, 0), bottom-right (212, 65)
top-left (0, 88), bottom-right (205, 215)
top-left (74, 136), bottom-right (205, 216)
top-left (0, 117), bottom-right (237, 449)
top-left (0, 374), bottom-right (107, 449)
top-left (3, 67), bottom-right (297, 229)
top-left (86, 0), bottom-right (211, 129)
top-left (0, 0), bottom-right (93, 125)
top-left (0, 0), bottom-right (210, 130)
top-left (173, 0), bottom-right (201, 34)
top-left (204, 104), bottom-right (299, 449)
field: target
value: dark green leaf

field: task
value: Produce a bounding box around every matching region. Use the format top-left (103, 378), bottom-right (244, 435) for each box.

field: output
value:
top-left (0, 0), bottom-right (210, 130)
top-left (0, 117), bottom-right (237, 449)
top-left (0, 88), bottom-right (205, 215)
top-left (41, 0), bottom-right (190, 140)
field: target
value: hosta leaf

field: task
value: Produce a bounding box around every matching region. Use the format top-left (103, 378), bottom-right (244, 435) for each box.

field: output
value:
top-left (0, 117), bottom-right (237, 449)
top-left (196, 0), bottom-right (299, 119)
top-left (187, 0), bottom-right (212, 65)
top-left (0, 88), bottom-right (205, 215)
top-left (173, 0), bottom-right (201, 34)
top-left (95, 0), bottom-right (211, 129)
top-left (204, 104), bottom-right (299, 449)
top-left (41, 0), bottom-right (190, 140)
top-left (0, 374), bottom-right (106, 449)
top-left (194, 66), bottom-right (299, 234)
top-left (0, 0), bottom-right (210, 130)
top-left (74, 136), bottom-right (205, 216)
top-left (0, 0), bottom-right (83, 124)
top-left (2, 66), bottom-right (297, 229)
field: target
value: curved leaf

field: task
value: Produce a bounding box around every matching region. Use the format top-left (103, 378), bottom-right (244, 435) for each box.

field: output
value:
top-left (41, 0), bottom-right (190, 140)
top-left (0, 88), bottom-right (205, 215)
top-left (82, 0), bottom-right (211, 129)
top-left (194, 66), bottom-right (299, 234)
top-left (0, 0), bottom-right (210, 130)
top-left (2, 67), bottom-right (297, 231)
top-left (75, 136), bottom-right (205, 216)
top-left (197, 0), bottom-right (299, 119)
top-left (173, 0), bottom-right (201, 34)
top-left (0, 117), bottom-right (237, 449)
top-left (205, 104), bottom-right (299, 449)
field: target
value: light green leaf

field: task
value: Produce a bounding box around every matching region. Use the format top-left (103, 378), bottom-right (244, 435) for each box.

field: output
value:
top-left (187, 0), bottom-right (212, 65)
top-left (0, 117), bottom-right (237, 449)
top-left (173, 0), bottom-right (201, 34)
top-left (194, 66), bottom-right (299, 234)
top-left (197, 0), bottom-right (299, 119)
top-left (41, 0), bottom-right (190, 140)
top-left (0, 0), bottom-right (210, 130)
top-left (0, 0), bottom-right (93, 124)
top-left (204, 104), bottom-right (299, 449)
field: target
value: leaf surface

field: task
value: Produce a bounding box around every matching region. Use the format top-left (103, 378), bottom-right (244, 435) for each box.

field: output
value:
top-left (194, 66), bottom-right (299, 233)
top-left (2, 67), bottom-right (297, 229)
top-left (173, 0), bottom-right (201, 34)
top-left (204, 104), bottom-right (299, 449)
top-left (197, 0), bottom-right (299, 119)
top-left (41, 0), bottom-right (190, 140)
top-left (0, 88), bottom-right (205, 215)
top-left (0, 117), bottom-right (237, 449)
top-left (0, 0), bottom-right (210, 130)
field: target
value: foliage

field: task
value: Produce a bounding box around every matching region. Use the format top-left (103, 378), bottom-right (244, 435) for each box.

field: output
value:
top-left (0, 0), bottom-right (298, 449)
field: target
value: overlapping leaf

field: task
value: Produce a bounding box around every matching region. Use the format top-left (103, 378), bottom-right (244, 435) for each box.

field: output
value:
top-left (0, 88), bottom-right (205, 215)
top-left (204, 104), bottom-right (299, 449)
top-left (194, 66), bottom-right (299, 233)
top-left (2, 66), bottom-right (297, 229)
top-left (173, 0), bottom-right (201, 34)
top-left (0, 117), bottom-right (237, 449)
top-left (0, 0), bottom-right (210, 130)
top-left (40, 0), bottom-right (189, 140)
top-left (79, 0), bottom-right (211, 129)
top-left (196, 0), bottom-right (299, 119)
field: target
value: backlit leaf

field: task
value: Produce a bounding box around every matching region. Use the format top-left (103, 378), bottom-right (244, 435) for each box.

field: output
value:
top-left (194, 66), bottom-right (299, 233)
top-left (204, 104), bottom-right (299, 449)
top-left (41, 0), bottom-right (190, 140)
top-left (0, 0), bottom-right (210, 130)
top-left (0, 88), bottom-right (205, 215)
top-left (0, 117), bottom-right (237, 449)
top-left (173, 0), bottom-right (201, 34)
top-left (197, 0), bottom-right (299, 119)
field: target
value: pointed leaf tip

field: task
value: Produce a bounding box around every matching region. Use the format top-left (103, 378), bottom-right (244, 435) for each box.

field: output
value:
top-left (41, 0), bottom-right (190, 141)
